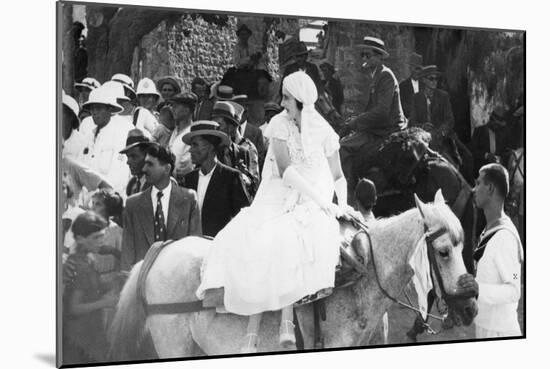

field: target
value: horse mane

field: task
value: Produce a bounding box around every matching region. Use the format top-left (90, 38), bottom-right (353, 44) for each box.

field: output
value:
top-left (372, 200), bottom-right (464, 249)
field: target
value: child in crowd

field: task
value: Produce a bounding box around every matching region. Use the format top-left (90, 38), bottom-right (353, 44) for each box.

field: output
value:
top-left (62, 211), bottom-right (119, 364)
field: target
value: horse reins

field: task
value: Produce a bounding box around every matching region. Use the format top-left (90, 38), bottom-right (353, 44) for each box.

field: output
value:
top-left (351, 215), bottom-right (475, 325)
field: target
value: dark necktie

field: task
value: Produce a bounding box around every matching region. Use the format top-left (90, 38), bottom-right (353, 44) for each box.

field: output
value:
top-left (154, 191), bottom-right (167, 242)
top-left (134, 176), bottom-right (142, 194)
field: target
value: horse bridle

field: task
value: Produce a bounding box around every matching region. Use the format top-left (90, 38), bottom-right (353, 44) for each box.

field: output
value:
top-left (350, 216), bottom-right (475, 322)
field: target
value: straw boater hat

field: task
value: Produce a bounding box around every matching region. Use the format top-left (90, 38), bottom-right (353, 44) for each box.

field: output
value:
top-left (136, 78), bottom-right (161, 98)
top-left (358, 36), bottom-right (389, 59)
top-left (182, 120), bottom-right (230, 146)
top-left (418, 65), bottom-right (442, 79)
top-left (213, 85), bottom-right (248, 102)
top-left (156, 76), bottom-right (182, 95)
top-left (227, 101), bottom-right (245, 122)
top-left (82, 85), bottom-right (123, 113)
top-left (74, 77), bottom-right (101, 91)
top-left (111, 73), bottom-right (136, 99)
top-left (119, 128), bottom-right (151, 154)
top-left (211, 101), bottom-right (240, 126)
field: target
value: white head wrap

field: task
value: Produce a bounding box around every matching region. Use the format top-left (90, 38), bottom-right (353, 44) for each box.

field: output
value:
top-left (282, 71), bottom-right (318, 107)
top-left (282, 71), bottom-right (326, 157)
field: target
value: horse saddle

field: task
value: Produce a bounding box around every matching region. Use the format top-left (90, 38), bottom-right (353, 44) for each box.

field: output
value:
top-left (202, 218), bottom-right (371, 310)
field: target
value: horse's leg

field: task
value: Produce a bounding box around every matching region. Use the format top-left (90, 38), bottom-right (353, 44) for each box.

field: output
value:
top-left (147, 314), bottom-right (198, 359)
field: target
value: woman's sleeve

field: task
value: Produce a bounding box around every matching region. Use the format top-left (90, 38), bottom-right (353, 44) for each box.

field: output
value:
top-left (73, 261), bottom-right (94, 292)
top-left (323, 127), bottom-right (340, 157)
top-left (263, 113), bottom-right (289, 142)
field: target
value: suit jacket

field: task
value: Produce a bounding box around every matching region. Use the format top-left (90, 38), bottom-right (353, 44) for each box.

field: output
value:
top-left (351, 64), bottom-right (406, 137)
top-left (121, 185), bottom-right (202, 270)
top-left (399, 77), bottom-right (417, 119)
top-left (410, 88), bottom-right (454, 131)
top-left (243, 122), bottom-right (266, 170)
top-left (125, 175), bottom-right (151, 197)
top-left (470, 125), bottom-right (510, 173)
top-left (194, 99), bottom-right (214, 121)
top-left (183, 163), bottom-right (250, 237)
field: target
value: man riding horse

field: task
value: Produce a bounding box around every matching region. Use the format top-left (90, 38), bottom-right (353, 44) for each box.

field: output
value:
top-left (339, 36), bottom-right (407, 203)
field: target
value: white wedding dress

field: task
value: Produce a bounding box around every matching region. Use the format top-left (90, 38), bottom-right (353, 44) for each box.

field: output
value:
top-left (196, 110), bottom-right (341, 315)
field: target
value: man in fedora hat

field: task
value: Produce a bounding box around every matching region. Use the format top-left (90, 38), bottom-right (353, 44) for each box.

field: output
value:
top-left (340, 36), bottom-right (406, 199)
top-left (282, 41), bottom-right (323, 93)
top-left (167, 92), bottom-right (198, 184)
top-left (399, 52), bottom-right (424, 119)
top-left (181, 121), bottom-right (251, 237)
top-left (211, 101), bottom-right (260, 197)
top-left (80, 85), bottom-right (133, 195)
top-left (233, 24), bottom-right (263, 70)
top-left (119, 128), bottom-right (152, 196)
top-left (410, 65), bottom-right (474, 183)
top-left (121, 143), bottom-right (201, 271)
top-left (471, 107), bottom-right (512, 174)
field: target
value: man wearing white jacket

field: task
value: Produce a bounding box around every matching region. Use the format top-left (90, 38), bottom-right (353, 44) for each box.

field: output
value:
top-left (81, 85), bottom-right (132, 197)
top-left (458, 163), bottom-right (523, 338)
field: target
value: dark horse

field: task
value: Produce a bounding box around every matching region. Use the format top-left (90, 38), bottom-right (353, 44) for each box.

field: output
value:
top-left (353, 127), bottom-right (477, 339)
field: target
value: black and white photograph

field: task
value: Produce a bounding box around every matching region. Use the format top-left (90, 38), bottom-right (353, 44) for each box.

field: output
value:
top-left (54, 0), bottom-right (528, 367)
top-left (0, 0), bottom-right (532, 368)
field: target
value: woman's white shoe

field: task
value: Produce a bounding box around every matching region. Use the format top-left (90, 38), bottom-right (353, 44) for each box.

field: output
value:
top-left (279, 320), bottom-right (296, 348)
top-left (241, 333), bottom-right (259, 354)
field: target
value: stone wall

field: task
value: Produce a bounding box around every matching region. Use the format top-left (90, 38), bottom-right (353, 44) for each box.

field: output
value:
top-left (132, 14), bottom-right (302, 97)
top-left (132, 15), bottom-right (238, 92)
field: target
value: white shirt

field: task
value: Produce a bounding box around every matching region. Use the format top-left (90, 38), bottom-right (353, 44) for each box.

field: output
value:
top-left (475, 217), bottom-right (523, 335)
top-left (411, 78), bottom-right (419, 94)
top-left (197, 164), bottom-right (216, 212)
top-left (151, 181), bottom-right (172, 222)
top-left (82, 117), bottom-right (132, 196)
top-left (168, 124), bottom-right (194, 177)
top-left (62, 130), bottom-right (87, 161)
top-left (135, 107), bottom-right (159, 135)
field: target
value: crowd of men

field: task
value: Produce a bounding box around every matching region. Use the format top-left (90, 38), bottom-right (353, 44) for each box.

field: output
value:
top-left (60, 30), bottom-right (524, 363)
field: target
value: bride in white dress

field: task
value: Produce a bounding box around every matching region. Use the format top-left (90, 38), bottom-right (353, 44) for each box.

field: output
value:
top-left (196, 71), bottom-right (350, 352)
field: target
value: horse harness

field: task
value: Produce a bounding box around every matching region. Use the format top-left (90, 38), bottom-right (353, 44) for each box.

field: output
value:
top-left (136, 239), bottom-right (214, 316)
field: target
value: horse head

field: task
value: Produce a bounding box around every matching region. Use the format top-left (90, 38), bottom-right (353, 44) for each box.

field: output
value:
top-left (414, 189), bottom-right (478, 326)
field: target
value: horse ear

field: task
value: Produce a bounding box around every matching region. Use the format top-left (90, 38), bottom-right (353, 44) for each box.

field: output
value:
top-left (434, 188), bottom-right (445, 204)
top-left (414, 193), bottom-right (427, 219)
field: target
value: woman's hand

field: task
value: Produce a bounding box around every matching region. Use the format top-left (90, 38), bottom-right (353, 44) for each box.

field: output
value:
top-left (319, 202), bottom-right (340, 218)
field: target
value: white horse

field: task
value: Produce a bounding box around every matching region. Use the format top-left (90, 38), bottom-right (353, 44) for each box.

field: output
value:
top-left (108, 190), bottom-right (477, 360)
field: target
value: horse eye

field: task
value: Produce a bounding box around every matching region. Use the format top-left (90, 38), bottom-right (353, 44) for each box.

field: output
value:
top-left (439, 250), bottom-right (450, 258)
